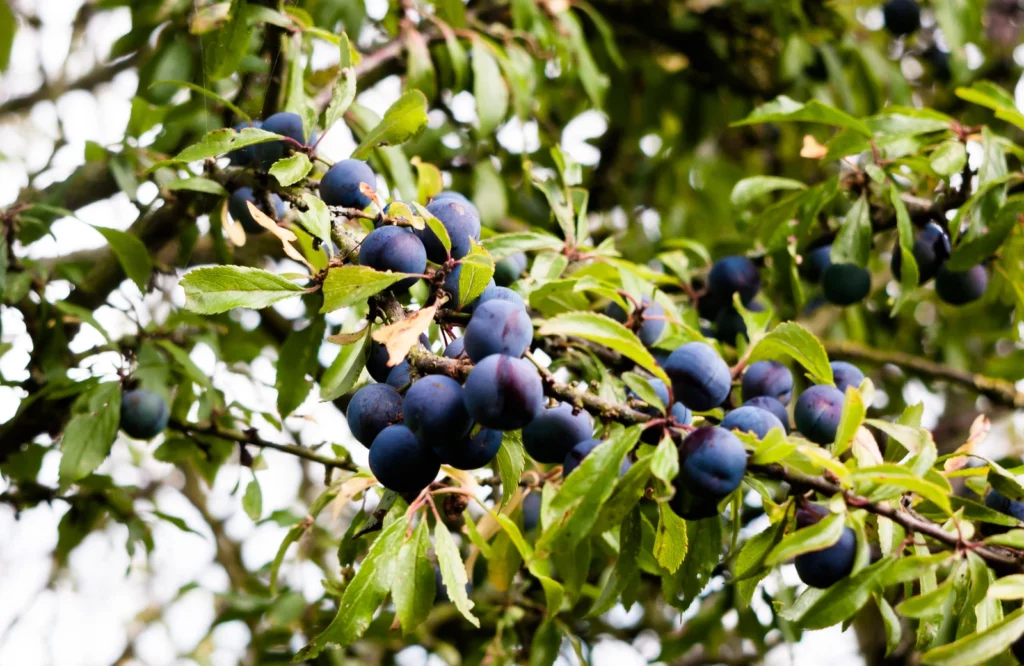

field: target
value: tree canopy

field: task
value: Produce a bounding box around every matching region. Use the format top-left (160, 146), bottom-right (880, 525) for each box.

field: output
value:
top-left (2, 0), bottom-right (1024, 665)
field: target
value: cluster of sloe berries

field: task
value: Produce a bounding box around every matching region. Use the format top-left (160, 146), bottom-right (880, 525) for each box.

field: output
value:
top-left (802, 222), bottom-right (987, 308)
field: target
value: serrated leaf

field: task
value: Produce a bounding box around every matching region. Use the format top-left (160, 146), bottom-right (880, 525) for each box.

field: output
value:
top-left (170, 127), bottom-right (281, 165)
top-left (351, 90), bottom-right (428, 160)
top-left (651, 436), bottom-right (679, 485)
top-left (392, 519), bottom-right (434, 633)
top-left (325, 67), bottom-right (357, 130)
top-left (269, 153), bottom-right (312, 186)
top-left (654, 502), bottom-right (688, 573)
top-left (242, 478), bottom-right (262, 520)
top-left (480, 231), bottom-right (564, 259)
top-left (321, 265), bottom-right (410, 313)
top-left (181, 266), bottom-right (305, 314)
top-left (472, 37), bottom-right (509, 135)
top-left (731, 176), bottom-right (806, 209)
top-left (538, 312), bottom-right (670, 386)
top-left (497, 431), bottom-right (525, 508)
top-left (276, 314), bottom-right (325, 417)
top-left (94, 226), bottom-right (153, 291)
top-left (434, 520), bottom-right (479, 627)
top-left (765, 512), bottom-right (845, 566)
top-left (733, 96), bottom-right (872, 137)
top-left (297, 511), bottom-right (406, 658)
top-left (747, 322), bottom-right (833, 385)
top-left (58, 382), bottom-right (121, 485)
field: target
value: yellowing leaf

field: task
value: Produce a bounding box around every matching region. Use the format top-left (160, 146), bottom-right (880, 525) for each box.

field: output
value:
top-left (371, 305), bottom-right (436, 368)
top-left (245, 201), bottom-right (313, 270)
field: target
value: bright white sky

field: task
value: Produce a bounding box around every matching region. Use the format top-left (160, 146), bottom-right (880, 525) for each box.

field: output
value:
top-left (6, 1), bottom-right (1021, 665)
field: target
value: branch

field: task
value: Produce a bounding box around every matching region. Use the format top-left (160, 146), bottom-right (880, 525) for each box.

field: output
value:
top-left (170, 419), bottom-right (358, 472)
top-left (824, 340), bottom-right (1024, 409)
top-left (751, 462), bottom-right (1024, 574)
top-left (0, 54), bottom-right (139, 116)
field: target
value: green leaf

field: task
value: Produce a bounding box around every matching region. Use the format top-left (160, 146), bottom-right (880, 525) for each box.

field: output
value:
top-left (829, 194), bottom-right (871, 267)
top-left (472, 38), bottom-right (510, 135)
top-left (0, 0), bottom-right (14, 72)
top-left (94, 226), bottom-right (153, 291)
top-left (931, 139), bottom-right (967, 177)
top-left (480, 231), bottom-right (564, 260)
top-left (797, 559), bottom-right (887, 629)
top-left (411, 202), bottom-right (452, 256)
top-left (588, 506), bottom-right (642, 617)
top-left (242, 478), bottom-right (262, 520)
top-left (537, 426), bottom-right (640, 553)
top-left (496, 431), bottom-right (526, 508)
top-left (163, 127), bottom-right (283, 166)
top-left (733, 96), bottom-right (872, 137)
top-left (947, 197), bottom-right (1024, 270)
top-left (201, 0), bottom-right (249, 80)
top-left (538, 312), bottom-right (670, 386)
top-left (457, 244), bottom-right (495, 307)
top-left (589, 455), bottom-right (653, 536)
top-left (181, 266), bottom-right (305, 314)
top-left (54, 301), bottom-right (111, 343)
top-left (529, 621), bottom-right (562, 666)
top-left (320, 333), bottom-right (370, 401)
top-left (295, 192), bottom-right (333, 251)
top-left (405, 28), bottom-right (436, 101)
top-left (654, 502), bottom-right (688, 574)
top-left (731, 176), bottom-right (806, 209)
top-left (876, 595), bottom-right (903, 657)
top-left (324, 67), bottom-right (357, 131)
top-left (297, 510), bottom-right (406, 659)
top-left (765, 511), bottom-right (845, 566)
top-left (622, 372), bottom-right (664, 412)
top-left (58, 382), bottom-right (122, 485)
top-left (276, 314), bottom-right (326, 418)
top-left (269, 153), bottom-right (313, 186)
top-left (434, 520), bottom-right (479, 627)
top-left (853, 465), bottom-right (953, 515)
top-left (149, 80), bottom-right (250, 121)
top-left (392, 519), bottom-right (434, 633)
top-left (321, 266), bottom-right (410, 313)
top-left (351, 90), bottom-right (429, 160)
top-left (921, 607), bottom-right (1024, 666)
top-left (832, 387), bottom-right (866, 456)
top-left (747, 322), bottom-right (833, 385)
top-left (650, 436), bottom-right (679, 485)
top-left (890, 188), bottom-right (920, 315)
top-left (985, 574), bottom-right (1024, 600)
top-left (165, 176), bottom-right (228, 195)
